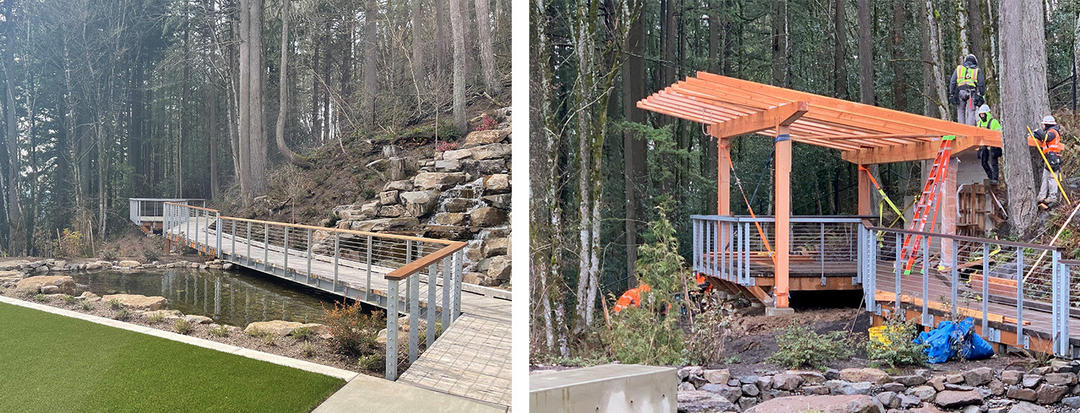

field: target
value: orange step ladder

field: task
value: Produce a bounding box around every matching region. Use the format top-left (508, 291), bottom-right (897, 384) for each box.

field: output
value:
top-left (900, 135), bottom-right (955, 274)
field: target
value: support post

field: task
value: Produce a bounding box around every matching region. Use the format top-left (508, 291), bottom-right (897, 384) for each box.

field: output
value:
top-left (427, 263), bottom-right (437, 347)
top-left (385, 279), bottom-right (399, 380)
top-left (409, 274), bottom-right (419, 363)
top-left (858, 164), bottom-right (871, 216)
top-left (940, 157), bottom-right (958, 268)
top-left (717, 138), bottom-right (731, 215)
top-left (333, 233), bottom-right (340, 289)
top-left (773, 126), bottom-right (792, 310)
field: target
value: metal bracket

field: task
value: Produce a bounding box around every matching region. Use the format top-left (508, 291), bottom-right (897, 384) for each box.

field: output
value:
top-left (922, 313), bottom-right (934, 327)
top-left (986, 327), bottom-right (1002, 343)
top-left (1023, 335), bottom-right (1031, 350)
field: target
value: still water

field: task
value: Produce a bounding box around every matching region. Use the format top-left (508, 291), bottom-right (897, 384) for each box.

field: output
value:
top-left (71, 268), bottom-right (342, 326)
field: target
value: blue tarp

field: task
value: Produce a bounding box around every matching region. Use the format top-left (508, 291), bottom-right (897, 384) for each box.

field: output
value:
top-left (914, 317), bottom-right (994, 363)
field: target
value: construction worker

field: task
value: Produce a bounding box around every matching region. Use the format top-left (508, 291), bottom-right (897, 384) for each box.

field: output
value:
top-left (612, 283), bottom-right (651, 314)
top-left (949, 54), bottom-right (986, 126)
top-left (975, 104), bottom-right (1002, 185)
top-left (1033, 115), bottom-right (1065, 209)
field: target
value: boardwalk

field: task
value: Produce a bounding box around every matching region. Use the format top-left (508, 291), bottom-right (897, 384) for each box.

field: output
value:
top-left (160, 204), bottom-right (511, 408)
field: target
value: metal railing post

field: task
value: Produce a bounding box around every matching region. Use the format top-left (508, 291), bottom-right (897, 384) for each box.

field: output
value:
top-left (922, 241), bottom-right (930, 325)
top-left (895, 232), bottom-right (902, 315)
top-left (820, 222), bottom-right (826, 285)
top-left (231, 219), bottom-right (237, 259)
top-left (453, 250), bottom-right (463, 320)
top-left (1059, 259), bottom-right (1071, 357)
top-left (333, 233), bottom-right (340, 290)
top-left (306, 228), bottom-right (313, 283)
top-left (365, 236), bottom-right (373, 301)
top-left (426, 263), bottom-right (437, 347)
top-left (692, 219), bottom-right (699, 273)
top-left (216, 213), bottom-right (222, 258)
top-left (1017, 247), bottom-right (1026, 348)
top-left (246, 222), bottom-right (252, 266)
top-left (385, 279), bottom-right (399, 380)
top-left (950, 239), bottom-right (959, 320)
top-left (981, 244), bottom-right (990, 334)
top-left (283, 227), bottom-right (290, 276)
top-left (1053, 250), bottom-right (1062, 356)
top-left (409, 274), bottom-right (419, 363)
top-left (442, 256), bottom-right (452, 327)
top-left (263, 223), bottom-right (269, 267)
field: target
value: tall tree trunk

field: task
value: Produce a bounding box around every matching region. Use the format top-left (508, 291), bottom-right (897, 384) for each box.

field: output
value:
top-left (999, 0), bottom-right (1046, 236)
top-left (248, 0), bottom-right (267, 197)
top-left (772, 0), bottom-right (789, 87)
top-left (623, 0), bottom-right (645, 288)
top-left (474, 0), bottom-right (499, 95)
top-left (410, 0), bottom-right (425, 107)
top-left (957, 0), bottom-right (970, 56)
top-left (857, 0), bottom-right (873, 104)
top-left (209, 92), bottom-right (219, 200)
top-left (238, 0), bottom-right (252, 204)
top-left (361, 0), bottom-right (378, 128)
top-left (0, 49), bottom-right (21, 255)
top-left (449, 0), bottom-right (468, 134)
top-left (890, 1), bottom-right (907, 110)
top-left (924, 0), bottom-right (949, 120)
top-left (275, 0), bottom-right (308, 168)
top-left (833, 0), bottom-right (848, 99)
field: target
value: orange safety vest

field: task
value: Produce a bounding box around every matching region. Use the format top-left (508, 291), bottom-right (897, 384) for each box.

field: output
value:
top-left (612, 284), bottom-right (651, 314)
top-left (1041, 128), bottom-right (1064, 155)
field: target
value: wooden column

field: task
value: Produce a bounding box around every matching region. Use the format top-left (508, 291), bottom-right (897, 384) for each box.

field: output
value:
top-left (940, 157), bottom-right (958, 268)
top-left (718, 138), bottom-right (731, 215)
top-left (774, 126), bottom-right (792, 308)
top-left (858, 164), bottom-right (871, 216)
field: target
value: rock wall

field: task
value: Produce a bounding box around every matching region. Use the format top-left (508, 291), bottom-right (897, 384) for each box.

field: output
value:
top-left (331, 109), bottom-right (511, 288)
top-left (678, 362), bottom-right (1080, 412)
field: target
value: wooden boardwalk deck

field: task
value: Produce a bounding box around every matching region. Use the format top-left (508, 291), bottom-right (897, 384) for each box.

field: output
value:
top-left (171, 222), bottom-right (511, 408)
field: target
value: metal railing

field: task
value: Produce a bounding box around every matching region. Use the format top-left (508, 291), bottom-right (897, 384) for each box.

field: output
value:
top-left (691, 215), bottom-right (867, 286)
top-left (128, 198), bottom-right (205, 227)
top-left (863, 225), bottom-right (1075, 358)
top-left (162, 202), bottom-right (466, 380)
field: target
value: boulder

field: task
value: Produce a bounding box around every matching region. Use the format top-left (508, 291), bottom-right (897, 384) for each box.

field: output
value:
top-left (15, 275), bottom-right (76, 295)
top-left (102, 294), bottom-right (168, 310)
top-left (1007, 401), bottom-right (1050, 413)
top-left (245, 320), bottom-right (327, 337)
top-left (483, 193), bottom-right (511, 209)
top-left (184, 315), bottom-right (213, 325)
top-left (906, 385), bottom-right (937, 402)
top-left (413, 172), bottom-right (466, 190)
top-left (384, 180), bottom-right (414, 192)
top-left (881, 383), bottom-right (905, 393)
top-left (379, 190), bottom-right (399, 206)
top-left (1022, 374), bottom-right (1042, 388)
top-left (962, 367), bottom-right (994, 387)
top-left (443, 198), bottom-right (475, 213)
top-left (143, 309), bottom-right (183, 320)
top-left (400, 190), bottom-right (441, 217)
top-left (461, 272), bottom-right (485, 285)
top-left (698, 383), bottom-right (741, 402)
top-left (840, 368), bottom-right (890, 385)
top-left (677, 390), bottom-right (736, 413)
top-left (435, 159), bottom-right (462, 172)
top-left (1034, 383), bottom-right (1068, 404)
top-left (1042, 372), bottom-right (1076, 386)
top-left (470, 207), bottom-right (507, 226)
top-left (484, 238), bottom-right (509, 257)
top-left (1001, 370), bottom-right (1022, 385)
top-left (772, 373), bottom-right (803, 391)
top-left (117, 260), bottom-right (141, 268)
top-left (463, 159), bottom-right (508, 175)
top-left (470, 144), bottom-right (511, 160)
top-left (434, 213), bottom-right (468, 226)
top-left (933, 389), bottom-right (982, 409)
top-left (803, 385), bottom-right (830, 396)
top-left (743, 395), bottom-right (880, 413)
top-left (386, 157), bottom-right (407, 181)
top-left (840, 382), bottom-right (872, 395)
top-left (703, 369), bottom-right (730, 384)
top-left (1062, 395), bottom-right (1080, 408)
top-left (350, 217), bottom-right (419, 232)
top-left (484, 256), bottom-right (511, 285)
top-left (988, 379), bottom-right (1005, 396)
top-left (875, 391), bottom-right (898, 409)
top-left (483, 174), bottom-right (510, 193)
top-left (788, 371), bottom-right (827, 384)
top-left (78, 291), bottom-right (100, 301)
top-left (378, 205), bottom-right (406, 218)
top-left (1006, 386), bottom-right (1037, 402)
top-left (463, 129), bottom-right (510, 147)
top-left (441, 148), bottom-right (474, 161)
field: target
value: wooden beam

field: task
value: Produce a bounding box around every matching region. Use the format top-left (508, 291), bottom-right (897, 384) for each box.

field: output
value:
top-left (718, 137), bottom-right (731, 215)
top-left (710, 101), bottom-right (808, 138)
top-left (774, 125), bottom-right (792, 308)
top-left (858, 165), bottom-right (871, 216)
top-left (841, 137), bottom-right (980, 164)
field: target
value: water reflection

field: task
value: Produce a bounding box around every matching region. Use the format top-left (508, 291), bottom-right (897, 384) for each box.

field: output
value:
top-left (71, 269), bottom-right (336, 326)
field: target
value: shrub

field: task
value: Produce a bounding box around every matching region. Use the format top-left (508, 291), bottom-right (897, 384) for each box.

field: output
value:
top-left (100, 249), bottom-right (118, 261)
top-left (322, 301), bottom-right (382, 356)
top-left (108, 298), bottom-right (122, 310)
top-left (357, 354), bottom-right (383, 372)
top-left (292, 326), bottom-right (315, 342)
top-left (262, 332), bottom-right (277, 346)
top-left (114, 309), bottom-right (131, 321)
top-left (247, 327), bottom-right (266, 337)
top-left (436, 141), bottom-right (459, 152)
top-left (473, 114), bottom-right (498, 131)
top-left (174, 318), bottom-right (192, 335)
top-left (58, 228), bottom-right (91, 258)
top-left (767, 323), bottom-right (855, 369)
top-left (33, 294), bottom-right (47, 302)
top-left (80, 301), bottom-right (93, 311)
top-left (209, 325), bottom-right (229, 337)
top-left (147, 313), bottom-right (165, 324)
top-left (301, 342), bottom-right (316, 357)
top-left (686, 292), bottom-right (736, 365)
top-left (142, 248), bottom-right (159, 263)
top-left (62, 295), bottom-right (78, 305)
top-left (866, 317), bottom-right (928, 368)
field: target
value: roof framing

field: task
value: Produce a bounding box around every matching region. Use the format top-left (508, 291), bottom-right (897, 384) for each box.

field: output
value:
top-left (637, 72), bottom-right (1009, 164)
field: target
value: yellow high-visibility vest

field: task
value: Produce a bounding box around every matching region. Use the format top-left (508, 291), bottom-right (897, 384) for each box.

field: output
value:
top-left (955, 65), bottom-right (978, 88)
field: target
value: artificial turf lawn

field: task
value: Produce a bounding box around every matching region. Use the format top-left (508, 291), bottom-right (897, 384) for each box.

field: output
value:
top-left (0, 302), bottom-right (344, 412)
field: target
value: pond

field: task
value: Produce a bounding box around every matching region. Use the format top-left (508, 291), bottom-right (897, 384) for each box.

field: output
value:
top-left (71, 268), bottom-right (343, 327)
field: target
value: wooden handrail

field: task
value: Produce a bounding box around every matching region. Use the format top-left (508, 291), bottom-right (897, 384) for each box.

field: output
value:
top-left (165, 202), bottom-right (459, 246)
top-left (164, 201), bottom-right (219, 213)
top-left (385, 241), bottom-right (467, 281)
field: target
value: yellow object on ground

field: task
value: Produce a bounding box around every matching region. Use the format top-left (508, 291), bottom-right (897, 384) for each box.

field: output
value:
top-left (869, 325), bottom-right (898, 347)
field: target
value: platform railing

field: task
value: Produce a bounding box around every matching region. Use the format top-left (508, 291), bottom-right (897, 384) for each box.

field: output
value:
top-left (690, 215), bottom-right (866, 286)
top-left (128, 198), bottom-right (205, 227)
top-left (162, 202), bottom-right (465, 380)
top-left (864, 225), bottom-right (1074, 357)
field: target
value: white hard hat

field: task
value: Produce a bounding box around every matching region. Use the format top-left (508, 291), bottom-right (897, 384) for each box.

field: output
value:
top-left (977, 104), bottom-right (991, 114)
top-left (1043, 115), bottom-right (1057, 125)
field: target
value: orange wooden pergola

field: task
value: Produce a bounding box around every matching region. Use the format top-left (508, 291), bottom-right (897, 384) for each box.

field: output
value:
top-left (637, 72), bottom-right (1005, 309)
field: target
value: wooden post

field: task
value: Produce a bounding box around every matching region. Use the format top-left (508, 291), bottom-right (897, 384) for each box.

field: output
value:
top-left (775, 125), bottom-right (792, 309)
top-left (940, 157), bottom-right (958, 268)
top-left (717, 138), bottom-right (731, 215)
top-left (858, 164), bottom-right (871, 216)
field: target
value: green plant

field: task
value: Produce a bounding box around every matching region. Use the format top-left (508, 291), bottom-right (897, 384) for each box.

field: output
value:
top-left (356, 354), bottom-right (383, 371)
top-left (142, 248), bottom-right (159, 263)
top-left (174, 318), bottom-right (192, 335)
top-left (100, 249), bottom-right (118, 261)
top-left (147, 313), bottom-right (165, 324)
top-left (686, 291), bottom-right (736, 365)
top-left (322, 301), bottom-right (382, 356)
top-left (81, 301), bottom-right (93, 311)
top-left (62, 295), bottom-right (77, 305)
top-left (108, 299), bottom-right (122, 310)
top-left (262, 332), bottom-right (277, 346)
top-left (209, 325), bottom-right (229, 337)
top-left (114, 309), bottom-right (131, 321)
top-left (300, 341), bottom-right (316, 357)
top-left (766, 323), bottom-right (854, 369)
top-left (866, 317), bottom-right (928, 368)
top-left (247, 327), bottom-right (266, 337)
top-left (33, 294), bottom-right (47, 302)
top-left (292, 326), bottom-right (315, 342)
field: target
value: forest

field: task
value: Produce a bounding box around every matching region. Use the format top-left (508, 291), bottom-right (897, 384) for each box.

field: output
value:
top-left (0, 0), bottom-right (510, 257)
top-left (529, 0), bottom-right (1079, 357)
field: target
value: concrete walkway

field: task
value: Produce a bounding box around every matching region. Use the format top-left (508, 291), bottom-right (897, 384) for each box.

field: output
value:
top-left (313, 373), bottom-right (507, 413)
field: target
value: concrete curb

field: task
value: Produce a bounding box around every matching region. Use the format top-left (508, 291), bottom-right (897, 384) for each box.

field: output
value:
top-left (0, 295), bottom-right (358, 381)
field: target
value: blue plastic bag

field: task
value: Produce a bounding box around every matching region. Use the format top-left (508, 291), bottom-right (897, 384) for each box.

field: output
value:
top-left (915, 320), bottom-right (958, 363)
top-left (913, 317), bottom-right (994, 363)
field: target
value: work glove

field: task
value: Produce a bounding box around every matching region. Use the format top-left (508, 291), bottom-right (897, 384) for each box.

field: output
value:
top-left (1034, 129), bottom-right (1046, 141)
